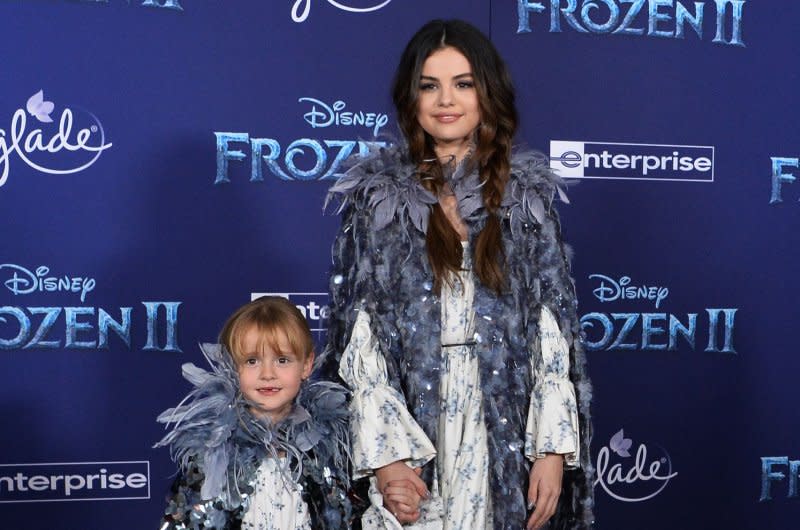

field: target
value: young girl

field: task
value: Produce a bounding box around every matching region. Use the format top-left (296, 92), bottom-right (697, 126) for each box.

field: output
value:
top-left (155, 296), bottom-right (353, 530)
top-left (323, 19), bottom-right (593, 530)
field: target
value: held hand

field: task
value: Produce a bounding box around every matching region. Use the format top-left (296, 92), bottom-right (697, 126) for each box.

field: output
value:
top-left (526, 454), bottom-right (564, 530)
top-left (376, 462), bottom-right (428, 524)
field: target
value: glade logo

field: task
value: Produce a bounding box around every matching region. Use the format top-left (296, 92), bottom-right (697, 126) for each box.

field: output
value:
top-left (760, 456), bottom-right (800, 501)
top-left (214, 96), bottom-right (387, 184)
top-left (590, 274), bottom-right (669, 309)
top-left (517, 0), bottom-right (744, 46)
top-left (0, 90), bottom-right (112, 189)
top-left (595, 428), bottom-right (678, 502)
top-left (299, 97), bottom-right (388, 137)
top-left (769, 157), bottom-right (798, 204)
top-left (76, 0), bottom-right (183, 10)
top-left (292, 0), bottom-right (393, 22)
top-left (581, 273), bottom-right (737, 352)
top-left (550, 140), bottom-right (714, 182)
top-left (1, 264), bottom-right (96, 303)
top-left (0, 461), bottom-right (149, 503)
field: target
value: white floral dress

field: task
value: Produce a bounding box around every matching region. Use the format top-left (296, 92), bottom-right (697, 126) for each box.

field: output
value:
top-left (240, 457), bottom-right (311, 530)
top-left (339, 244), bottom-right (579, 529)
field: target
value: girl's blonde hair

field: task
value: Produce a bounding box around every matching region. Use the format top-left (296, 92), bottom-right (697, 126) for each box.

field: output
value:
top-left (219, 296), bottom-right (313, 364)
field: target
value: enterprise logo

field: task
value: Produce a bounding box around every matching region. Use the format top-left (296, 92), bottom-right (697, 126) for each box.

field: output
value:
top-left (550, 141), bottom-right (714, 182)
top-left (252, 292), bottom-right (329, 332)
top-left (0, 461), bottom-right (149, 503)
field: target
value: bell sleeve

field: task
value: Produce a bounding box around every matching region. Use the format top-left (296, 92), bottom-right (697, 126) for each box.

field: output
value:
top-left (519, 168), bottom-right (594, 526)
top-left (525, 306), bottom-right (580, 468)
top-left (339, 310), bottom-right (436, 479)
top-left (509, 161), bottom-right (591, 476)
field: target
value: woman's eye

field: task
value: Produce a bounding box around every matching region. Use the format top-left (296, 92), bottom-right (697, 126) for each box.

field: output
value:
top-left (456, 81), bottom-right (474, 89)
top-left (419, 82), bottom-right (437, 91)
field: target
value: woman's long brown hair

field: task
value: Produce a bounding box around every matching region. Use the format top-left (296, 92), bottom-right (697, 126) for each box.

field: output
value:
top-left (392, 19), bottom-right (518, 294)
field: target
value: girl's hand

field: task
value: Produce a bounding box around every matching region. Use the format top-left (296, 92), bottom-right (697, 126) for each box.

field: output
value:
top-left (375, 461), bottom-right (428, 524)
top-left (526, 454), bottom-right (564, 530)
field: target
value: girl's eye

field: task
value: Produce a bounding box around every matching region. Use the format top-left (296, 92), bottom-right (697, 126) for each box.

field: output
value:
top-left (245, 358), bottom-right (259, 366)
top-left (277, 357), bottom-right (292, 365)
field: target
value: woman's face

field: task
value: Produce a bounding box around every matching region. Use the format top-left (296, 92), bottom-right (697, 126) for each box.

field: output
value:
top-left (416, 46), bottom-right (481, 160)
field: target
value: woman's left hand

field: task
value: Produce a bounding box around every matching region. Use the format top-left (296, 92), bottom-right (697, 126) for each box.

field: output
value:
top-left (526, 453), bottom-right (564, 530)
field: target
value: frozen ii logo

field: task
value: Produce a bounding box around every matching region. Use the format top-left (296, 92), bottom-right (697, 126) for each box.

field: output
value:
top-left (77, 0), bottom-right (183, 10)
top-left (595, 428), bottom-right (678, 502)
top-left (214, 96), bottom-right (387, 184)
top-left (760, 456), bottom-right (800, 501)
top-left (0, 90), bottom-right (112, 189)
top-left (581, 273), bottom-right (737, 352)
top-left (291, 0), bottom-right (393, 23)
top-left (0, 263), bottom-right (181, 352)
top-left (517, 0), bottom-right (746, 46)
top-left (769, 157), bottom-right (798, 205)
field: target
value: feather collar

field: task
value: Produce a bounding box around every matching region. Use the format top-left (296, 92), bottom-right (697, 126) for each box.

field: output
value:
top-left (326, 144), bottom-right (572, 236)
top-left (154, 343), bottom-right (350, 507)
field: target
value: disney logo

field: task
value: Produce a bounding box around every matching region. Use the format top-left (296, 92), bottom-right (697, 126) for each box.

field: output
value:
top-left (0, 90), bottom-right (112, 189)
top-left (299, 97), bottom-right (388, 137)
top-left (589, 274), bottom-right (669, 309)
top-left (1, 264), bottom-right (96, 303)
top-left (595, 428), bottom-right (678, 502)
top-left (291, 0), bottom-right (393, 23)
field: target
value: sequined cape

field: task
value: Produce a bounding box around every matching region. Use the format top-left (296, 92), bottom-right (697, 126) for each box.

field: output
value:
top-left (154, 343), bottom-right (353, 530)
top-left (321, 146), bottom-right (595, 530)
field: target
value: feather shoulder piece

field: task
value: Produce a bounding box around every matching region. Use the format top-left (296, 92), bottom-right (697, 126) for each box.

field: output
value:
top-left (291, 380), bottom-right (350, 473)
top-left (292, 380), bottom-right (354, 528)
top-left (326, 143), bottom-right (437, 233)
top-left (503, 149), bottom-right (573, 235)
top-left (155, 343), bottom-right (354, 528)
top-left (154, 343), bottom-right (267, 504)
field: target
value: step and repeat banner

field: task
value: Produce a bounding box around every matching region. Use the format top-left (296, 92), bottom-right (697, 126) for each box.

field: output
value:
top-left (1, 1), bottom-right (797, 529)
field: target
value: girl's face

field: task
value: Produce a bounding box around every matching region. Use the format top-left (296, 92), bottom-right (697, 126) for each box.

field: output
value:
top-left (416, 46), bottom-right (481, 161)
top-left (236, 325), bottom-right (313, 423)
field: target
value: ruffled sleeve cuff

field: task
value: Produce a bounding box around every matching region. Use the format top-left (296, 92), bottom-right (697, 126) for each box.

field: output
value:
top-left (525, 306), bottom-right (580, 468)
top-left (525, 377), bottom-right (580, 468)
top-left (339, 311), bottom-right (436, 479)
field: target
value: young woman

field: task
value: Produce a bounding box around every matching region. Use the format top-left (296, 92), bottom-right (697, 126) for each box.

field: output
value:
top-left (324, 19), bottom-right (594, 530)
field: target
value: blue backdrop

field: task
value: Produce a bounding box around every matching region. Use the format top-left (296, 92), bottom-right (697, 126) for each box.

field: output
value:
top-left (1, 1), bottom-right (798, 528)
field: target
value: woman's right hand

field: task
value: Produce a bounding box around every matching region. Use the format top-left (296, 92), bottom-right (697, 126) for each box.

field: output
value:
top-left (375, 461), bottom-right (429, 524)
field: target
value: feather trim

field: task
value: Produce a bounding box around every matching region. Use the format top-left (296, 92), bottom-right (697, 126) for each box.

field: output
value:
top-left (323, 145), bottom-right (594, 529)
top-left (326, 144), bottom-right (437, 233)
top-left (327, 144), bottom-right (573, 237)
top-left (504, 149), bottom-right (573, 236)
top-left (155, 343), bottom-right (352, 528)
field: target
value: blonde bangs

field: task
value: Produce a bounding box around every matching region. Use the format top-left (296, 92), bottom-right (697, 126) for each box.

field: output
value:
top-left (219, 297), bottom-right (314, 365)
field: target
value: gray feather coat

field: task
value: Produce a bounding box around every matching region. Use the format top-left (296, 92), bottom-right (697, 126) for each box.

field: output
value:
top-left (323, 146), bottom-right (594, 530)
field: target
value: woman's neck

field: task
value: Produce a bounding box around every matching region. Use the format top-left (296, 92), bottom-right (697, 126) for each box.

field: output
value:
top-left (438, 189), bottom-right (469, 241)
top-left (433, 139), bottom-right (473, 164)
